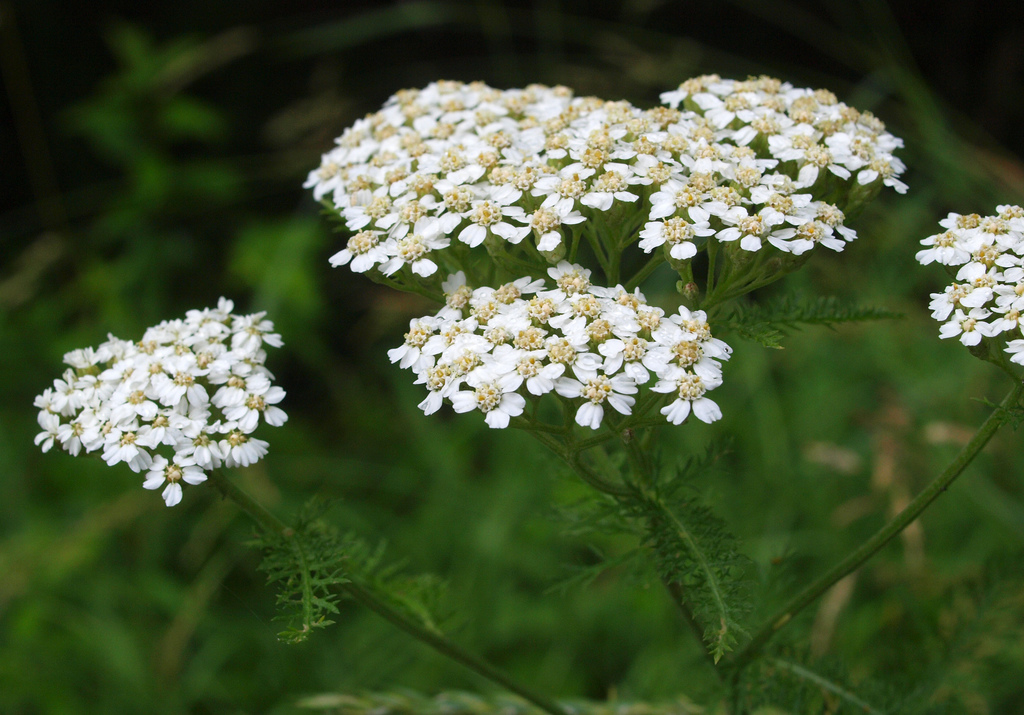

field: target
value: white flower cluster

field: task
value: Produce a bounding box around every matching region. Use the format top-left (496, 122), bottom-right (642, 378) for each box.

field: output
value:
top-left (917, 205), bottom-right (1024, 360)
top-left (33, 299), bottom-right (287, 507)
top-left (389, 263), bottom-right (731, 430)
top-left (306, 76), bottom-right (905, 278)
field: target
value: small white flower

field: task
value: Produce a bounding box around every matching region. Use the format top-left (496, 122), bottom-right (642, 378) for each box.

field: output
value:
top-left (379, 217), bottom-right (450, 277)
top-left (579, 164), bottom-right (645, 211)
top-left (651, 365), bottom-right (723, 424)
top-left (1006, 339), bottom-right (1024, 365)
top-left (143, 455), bottom-right (207, 508)
top-left (459, 198), bottom-right (529, 247)
top-left (34, 411), bottom-right (60, 453)
top-left (449, 372), bottom-right (526, 428)
top-left (938, 308), bottom-right (990, 346)
top-left (223, 385), bottom-right (288, 433)
top-left (221, 429), bottom-right (270, 468)
top-left (916, 229), bottom-right (970, 266)
top-left (523, 206), bottom-right (585, 252)
top-left (388, 317), bottom-right (439, 370)
top-left (555, 373), bottom-right (637, 429)
top-left (929, 283), bottom-right (973, 321)
top-left (717, 206), bottom-right (794, 253)
top-left (329, 230), bottom-right (389, 273)
top-left (546, 262), bottom-right (592, 297)
top-left (102, 424), bottom-right (153, 472)
top-left (638, 210), bottom-right (715, 259)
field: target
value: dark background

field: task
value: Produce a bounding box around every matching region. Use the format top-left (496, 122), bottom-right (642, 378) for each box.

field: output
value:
top-left (4, 1), bottom-right (1024, 713)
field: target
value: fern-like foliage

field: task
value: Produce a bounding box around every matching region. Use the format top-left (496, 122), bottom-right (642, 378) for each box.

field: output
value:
top-left (250, 499), bottom-right (352, 643)
top-left (719, 295), bottom-right (902, 349)
top-left (251, 499), bottom-right (452, 643)
top-left (894, 556), bottom-right (1024, 714)
top-left (549, 446), bottom-right (751, 662)
top-left (978, 395), bottom-right (1024, 429)
top-left (738, 651), bottom-right (896, 715)
top-left (340, 538), bottom-right (452, 635)
top-left (619, 447), bottom-right (752, 663)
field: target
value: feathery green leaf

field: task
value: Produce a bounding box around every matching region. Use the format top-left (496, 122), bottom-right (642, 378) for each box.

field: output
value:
top-left (619, 446), bottom-right (752, 662)
top-left (250, 499), bottom-right (351, 643)
top-left (718, 295), bottom-right (903, 349)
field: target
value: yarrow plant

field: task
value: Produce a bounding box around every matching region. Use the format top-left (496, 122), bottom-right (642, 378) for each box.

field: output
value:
top-left (33, 298), bottom-right (287, 506)
top-left (44, 72), bottom-right (1024, 712)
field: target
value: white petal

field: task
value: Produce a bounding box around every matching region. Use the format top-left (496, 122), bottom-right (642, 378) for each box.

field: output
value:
top-left (660, 399), bottom-right (691, 425)
top-left (692, 397), bottom-right (722, 423)
top-left (459, 224), bottom-right (487, 247)
top-left (575, 402), bottom-right (604, 430)
top-left (162, 483), bottom-right (183, 507)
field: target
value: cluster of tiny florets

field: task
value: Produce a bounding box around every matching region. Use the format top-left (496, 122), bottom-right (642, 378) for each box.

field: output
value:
top-left (307, 76), bottom-right (905, 280)
top-left (33, 299), bottom-right (287, 507)
top-left (389, 263), bottom-right (731, 429)
top-left (917, 205), bottom-right (1024, 360)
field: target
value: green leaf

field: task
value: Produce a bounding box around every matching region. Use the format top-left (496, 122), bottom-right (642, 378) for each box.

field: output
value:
top-left (718, 295), bottom-right (902, 348)
top-left (250, 499), bottom-right (351, 643)
top-left (620, 446), bottom-right (752, 662)
top-left (767, 657), bottom-right (887, 715)
top-left (340, 538), bottom-right (452, 635)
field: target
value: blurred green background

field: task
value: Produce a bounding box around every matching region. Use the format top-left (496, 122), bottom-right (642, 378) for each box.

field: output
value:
top-left (3, 1), bottom-right (1024, 712)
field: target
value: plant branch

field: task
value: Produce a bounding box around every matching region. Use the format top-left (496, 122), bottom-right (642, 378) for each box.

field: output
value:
top-left (342, 580), bottom-right (569, 715)
top-left (625, 253), bottom-right (665, 292)
top-left (206, 470), bottom-right (569, 715)
top-left (727, 381), bottom-right (1024, 671)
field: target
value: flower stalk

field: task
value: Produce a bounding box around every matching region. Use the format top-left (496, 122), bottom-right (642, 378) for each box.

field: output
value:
top-left (206, 470), bottom-right (570, 715)
top-left (727, 380), bottom-right (1024, 671)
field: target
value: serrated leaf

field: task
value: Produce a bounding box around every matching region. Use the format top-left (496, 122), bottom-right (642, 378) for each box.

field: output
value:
top-left (719, 295), bottom-right (902, 348)
top-left (249, 499), bottom-right (351, 643)
top-left (617, 445), bottom-right (751, 661)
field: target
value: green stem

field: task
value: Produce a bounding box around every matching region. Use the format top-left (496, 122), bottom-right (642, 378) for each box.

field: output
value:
top-left (568, 225), bottom-right (582, 263)
top-left (705, 241), bottom-right (720, 297)
top-left (208, 468), bottom-right (292, 537)
top-left (510, 417), bottom-right (565, 452)
top-left (364, 270), bottom-right (444, 304)
top-left (567, 451), bottom-right (633, 497)
top-left (727, 381), bottom-right (1024, 671)
top-left (509, 413), bottom-right (565, 435)
top-left (625, 253), bottom-right (665, 292)
top-left (342, 581), bottom-right (569, 715)
top-left (583, 228), bottom-right (613, 281)
top-left (572, 431), bottom-right (617, 451)
top-left (206, 470), bottom-right (569, 715)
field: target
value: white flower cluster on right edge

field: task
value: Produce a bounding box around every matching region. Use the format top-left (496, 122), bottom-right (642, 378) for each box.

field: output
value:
top-left (33, 299), bottom-right (287, 507)
top-left (916, 205), bottom-right (1024, 360)
top-left (389, 263), bottom-right (731, 429)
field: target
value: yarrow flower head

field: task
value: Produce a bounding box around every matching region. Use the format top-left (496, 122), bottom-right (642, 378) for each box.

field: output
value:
top-left (308, 76), bottom-right (904, 439)
top-left (388, 268), bottom-right (730, 431)
top-left (308, 76), bottom-right (905, 296)
top-left (33, 299), bottom-right (287, 507)
top-left (916, 205), bottom-right (1024, 362)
